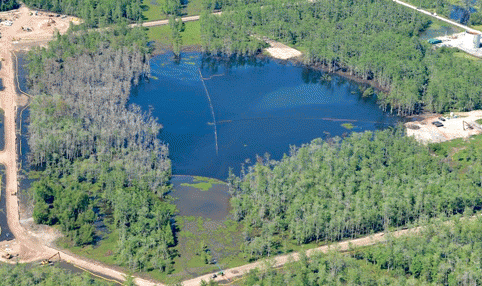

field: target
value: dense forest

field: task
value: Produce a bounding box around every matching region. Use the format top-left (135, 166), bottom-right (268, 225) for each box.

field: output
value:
top-left (0, 263), bottom-right (113, 285)
top-left (200, 0), bottom-right (482, 114)
top-left (228, 129), bottom-right (482, 259)
top-left (0, 0), bottom-right (18, 11)
top-left (27, 27), bottom-right (175, 272)
top-left (22, 0), bottom-right (143, 26)
top-left (238, 215), bottom-right (482, 285)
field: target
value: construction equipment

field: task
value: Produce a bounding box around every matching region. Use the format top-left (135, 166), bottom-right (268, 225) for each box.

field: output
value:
top-left (464, 120), bottom-right (482, 132)
top-left (40, 252), bottom-right (60, 266)
top-left (1, 253), bottom-right (13, 259)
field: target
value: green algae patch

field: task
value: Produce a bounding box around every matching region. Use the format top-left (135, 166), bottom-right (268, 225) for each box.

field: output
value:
top-left (341, 123), bottom-right (355, 130)
top-left (180, 176), bottom-right (226, 191)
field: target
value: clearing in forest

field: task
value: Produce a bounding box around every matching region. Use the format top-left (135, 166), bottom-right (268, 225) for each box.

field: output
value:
top-left (405, 110), bottom-right (482, 143)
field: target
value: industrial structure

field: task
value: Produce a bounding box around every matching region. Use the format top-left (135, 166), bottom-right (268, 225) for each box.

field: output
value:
top-left (466, 32), bottom-right (481, 49)
top-left (433, 31), bottom-right (482, 58)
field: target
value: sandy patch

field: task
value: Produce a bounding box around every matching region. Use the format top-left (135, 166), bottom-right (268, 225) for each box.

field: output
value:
top-left (261, 37), bottom-right (302, 60)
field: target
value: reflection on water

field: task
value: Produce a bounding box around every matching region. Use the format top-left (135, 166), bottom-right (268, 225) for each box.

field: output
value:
top-left (131, 52), bottom-right (400, 179)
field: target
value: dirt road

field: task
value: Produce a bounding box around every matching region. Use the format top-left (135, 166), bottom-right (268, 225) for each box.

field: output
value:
top-left (130, 13), bottom-right (222, 28)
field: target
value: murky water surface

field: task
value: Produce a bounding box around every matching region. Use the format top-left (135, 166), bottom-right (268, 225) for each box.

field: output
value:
top-left (170, 176), bottom-right (230, 221)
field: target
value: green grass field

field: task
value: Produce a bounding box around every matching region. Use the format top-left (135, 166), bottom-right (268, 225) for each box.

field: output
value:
top-left (453, 51), bottom-right (482, 65)
top-left (147, 21), bottom-right (201, 47)
top-left (57, 226), bottom-right (119, 266)
top-left (142, 0), bottom-right (167, 21)
top-left (186, 0), bottom-right (204, 16)
top-left (142, 0), bottom-right (205, 21)
top-left (472, 24), bottom-right (482, 31)
top-left (429, 134), bottom-right (482, 170)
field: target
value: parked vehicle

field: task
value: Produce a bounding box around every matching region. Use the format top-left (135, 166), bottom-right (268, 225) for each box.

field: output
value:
top-left (432, 121), bottom-right (444, 127)
top-left (438, 117), bottom-right (446, 121)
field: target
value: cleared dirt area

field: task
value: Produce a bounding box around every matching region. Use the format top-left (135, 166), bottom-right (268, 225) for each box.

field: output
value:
top-left (262, 37), bottom-right (302, 60)
top-left (0, 7), bottom-right (72, 42)
top-left (406, 110), bottom-right (482, 143)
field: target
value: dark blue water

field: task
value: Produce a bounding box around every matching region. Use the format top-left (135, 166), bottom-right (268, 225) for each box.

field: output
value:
top-left (131, 53), bottom-right (401, 179)
top-left (450, 5), bottom-right (477, 24)
top-left (14, 53), bottom-right (29, 94)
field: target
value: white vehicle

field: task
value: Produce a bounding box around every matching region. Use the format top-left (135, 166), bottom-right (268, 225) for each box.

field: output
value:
top-left (1, 21), bottom-right (13, 26)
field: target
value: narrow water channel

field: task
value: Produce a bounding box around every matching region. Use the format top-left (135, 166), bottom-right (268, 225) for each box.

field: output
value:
top-left (0, 165), bottom-right (14, 241)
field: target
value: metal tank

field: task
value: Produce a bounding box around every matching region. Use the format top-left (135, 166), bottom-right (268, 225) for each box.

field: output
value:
top-left (474, 34), bottom-right (481, 49)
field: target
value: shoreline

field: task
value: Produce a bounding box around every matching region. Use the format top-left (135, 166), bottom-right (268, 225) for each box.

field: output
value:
top-left (152, 44), bottom-right (395, 113)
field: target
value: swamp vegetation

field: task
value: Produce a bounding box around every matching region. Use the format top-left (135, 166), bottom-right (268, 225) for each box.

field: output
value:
top-left (28, 27), bottom-right (175, 272)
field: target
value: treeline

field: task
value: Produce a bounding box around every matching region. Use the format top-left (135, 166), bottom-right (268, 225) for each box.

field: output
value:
top-left (241, 216), bottom-right (482, 285)
top-left (200, 0), bottom-right (482, 114)
top-left (28, 27), bottom-right (175, 272)
top-left (0, 0), bottom-right (18, 11)
top-left (22, 0), bottom-right (143, 27)
top-left (0, 263), bottom-right (112, 285)
top-left (227, 128), bottom-right (482, 259)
